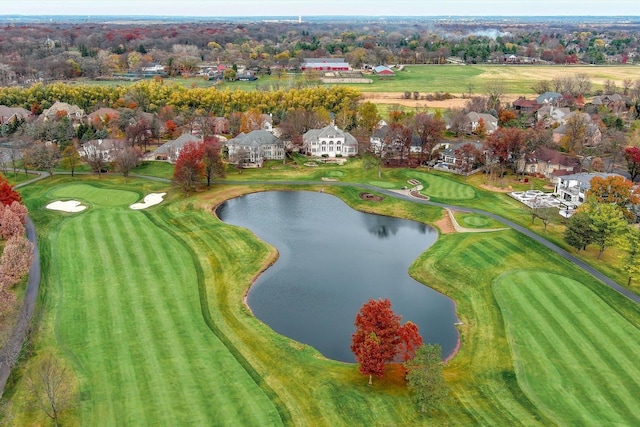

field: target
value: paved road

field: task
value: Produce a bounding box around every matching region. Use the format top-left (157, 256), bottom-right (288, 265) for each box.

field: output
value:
top-left (0, 217), bottom-right (40, 397)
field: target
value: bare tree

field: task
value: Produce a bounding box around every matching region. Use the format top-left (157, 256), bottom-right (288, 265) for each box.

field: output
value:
top-left (113, 146), bottom-right (142, 182)
top-left (26, 355), bottom-right (75, 427)
top-left (22, 142), bottom-right (61, 179)
top-left (413, 113), bottom-right (445, 165)
top-left (573, 73), bottom-right (592, 97)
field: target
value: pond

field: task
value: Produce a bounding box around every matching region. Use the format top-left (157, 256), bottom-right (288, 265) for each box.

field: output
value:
top-left (217, 191), bottom-right (459, 363)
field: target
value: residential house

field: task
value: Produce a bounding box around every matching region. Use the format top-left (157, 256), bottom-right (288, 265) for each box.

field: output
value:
top-left (225, 130), bottom-right (284, 167)
top-left (42, 101), bottom-right (85, 122)
top-left (150, 133), bottom-right (201, 162)
top-left (536, 91), bottom-right (563, 105)
top-left (303, 125), bottom-right (358, 158)
top-left (536, 105), bottom-right (570, 127)
top-left (512, 97), bottom-right (541, 113)
top-left (369, 125), bottom-right (420, 154)
top-left (80, 139), bottom-right (127, 162)
top-left (0, 105), bottom-right (32, 125)
top-left (591, 93), bottom-right (626, 111)
top-left (552, 112), bottom-right (602, 146)
top-left (554, 172), bottom-right (621, 205)
top-left (465, 112), bottom-right (498, 135)
top-left (87, 107), bottom-right (120, 127)
top-left (520, 147), bottom-right (581, 178)
top-left (438, 141), bottom-right (485, 168)
top-left (301, 58), bottom-right (351, 72)
top-left (260, 114), bottom-right (273, 133)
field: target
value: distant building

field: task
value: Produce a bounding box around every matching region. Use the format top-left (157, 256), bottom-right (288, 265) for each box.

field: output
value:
top-left (301, 58), bottom-right (351, 72)
top-left (372, 65), bottom-right (395, 76)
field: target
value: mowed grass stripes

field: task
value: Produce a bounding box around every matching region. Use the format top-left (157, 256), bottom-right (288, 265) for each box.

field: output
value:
top-left (53, 206), bottom-right (282, 425)
top-left (403, 171), bottom-right (477, 201)
top-left (494, 271), bottom-right (640, 425)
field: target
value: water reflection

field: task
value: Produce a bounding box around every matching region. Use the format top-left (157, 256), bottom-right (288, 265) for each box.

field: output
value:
top-left (218, 191), bottom-right (459, 363)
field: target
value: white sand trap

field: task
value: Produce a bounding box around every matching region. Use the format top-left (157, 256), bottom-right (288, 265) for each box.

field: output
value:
top-left (130, 193), bottom-right (167, 210)
top-left (46, 200), bottom-right (87, 213)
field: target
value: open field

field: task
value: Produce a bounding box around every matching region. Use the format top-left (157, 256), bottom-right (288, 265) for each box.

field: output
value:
top-left (6, 168), bottom-right (640, 425)
top-left (356, 64), bottom-right (640, 94)
top-left (495, 271), bottom-right (640, 425)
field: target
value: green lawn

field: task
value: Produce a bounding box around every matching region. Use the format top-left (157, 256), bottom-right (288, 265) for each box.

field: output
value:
top-left (403, 170), bottom-right (478, 201)
top-left (7, 172), bottom-right (640, 425)
top-left (132, 160), bottom-right (175, 180)
top-left (453, 212), bottom-right (505, 229)
top-left (494, 271), bottom-right (640, 425)
top-left (410, 230), bottom-right (640, 426)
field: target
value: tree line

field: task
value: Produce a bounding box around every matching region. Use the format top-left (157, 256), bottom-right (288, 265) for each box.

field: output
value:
top-left (1, 18), bottom-right (640, 84)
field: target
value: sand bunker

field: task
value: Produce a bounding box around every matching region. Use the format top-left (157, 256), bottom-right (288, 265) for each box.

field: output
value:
top-left (130, 193), bottom-right (167, 210)
top-left (46, 200), bottom-right (87, 213)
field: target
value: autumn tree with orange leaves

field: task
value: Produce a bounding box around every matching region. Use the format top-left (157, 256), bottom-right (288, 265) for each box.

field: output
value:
top-left (173, 141), bottom-right (205, 195)
top-left (351, 298), bottom-right (423, 385)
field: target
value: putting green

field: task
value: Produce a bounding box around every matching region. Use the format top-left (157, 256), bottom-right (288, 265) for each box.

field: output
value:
top-left (455, 212), bottom-right (503, 229)
top-left (494, 271), bottom-right (640, 425)
top-left (404, 171), bottom-right (476, 201)
top-left (51, 184), bottom-right (139, 207)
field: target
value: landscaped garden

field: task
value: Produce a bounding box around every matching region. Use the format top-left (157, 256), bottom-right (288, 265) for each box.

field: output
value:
top-left (3, 164), bottom-right (639, 425)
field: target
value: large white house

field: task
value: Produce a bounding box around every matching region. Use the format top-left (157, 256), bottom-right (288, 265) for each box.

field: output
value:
top-left (303, 125), bottom-right (358, 157)
top-left (554, 172), bottom-right (621, 205)
top-left (225, 130), bottom-right (284, 167)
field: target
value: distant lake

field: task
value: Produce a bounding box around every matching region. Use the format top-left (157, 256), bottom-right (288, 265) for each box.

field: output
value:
top-left (217, 191), bottom-right (459, 362)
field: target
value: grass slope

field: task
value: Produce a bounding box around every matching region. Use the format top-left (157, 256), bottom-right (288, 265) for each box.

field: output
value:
top-left (35, 183), bottom-right (282, 425)
top-left (403, 170), bottom-right (478, 201)
top-left (9, 174), bottom-right (640, 426)
top-left (494, 271), bottom-right (640, 425)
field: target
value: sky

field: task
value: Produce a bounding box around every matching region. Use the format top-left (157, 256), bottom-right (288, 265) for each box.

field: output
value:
top-left (3, 1), bottom-right (640, 17)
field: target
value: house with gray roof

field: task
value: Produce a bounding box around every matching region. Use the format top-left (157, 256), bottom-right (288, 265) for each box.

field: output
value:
top-left (536, 91), bottom-right (563, 105)
top-left (225, 130), bottom-right (284, 167)
top-left (465, 112), bottom-right (498, 135)
top-left (42, 101), bottom-right (85, 122)
top-left (80, 139), bottom-right (127, 162)
top-left (150, 133), bottom-right (201, 162)
top-left (303, 125), bottom-right (358, 158)
top-left (0, 106), bottom-right (32, 125)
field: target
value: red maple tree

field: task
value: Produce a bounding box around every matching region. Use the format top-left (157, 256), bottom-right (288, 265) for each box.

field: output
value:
top-left (398, 321), bottom-right (424, 362)
top-left (0, 175), bottom-right (22, 206)
top-left (625, 146), bottom-right (640, 182)
top-left (173, 141), bottom-right (205, 194)
top-left (351, 298), bottom-right (423, 384)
